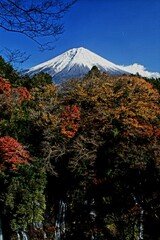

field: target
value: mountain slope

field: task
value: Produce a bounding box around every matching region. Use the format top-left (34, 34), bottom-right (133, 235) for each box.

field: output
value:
top-left (23, 47), bottom-right (160, 83)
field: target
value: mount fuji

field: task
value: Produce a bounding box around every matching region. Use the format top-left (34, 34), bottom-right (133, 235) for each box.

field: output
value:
top-left (23, 47), bottom-right (160, 84)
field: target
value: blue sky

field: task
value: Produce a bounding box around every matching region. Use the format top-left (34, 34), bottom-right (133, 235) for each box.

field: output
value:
top-left (0, 0), bottom-right (160, 72)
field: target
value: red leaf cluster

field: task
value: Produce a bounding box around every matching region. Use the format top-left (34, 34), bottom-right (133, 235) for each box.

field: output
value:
top-left (60, 104), bottom-right (81, 138)
top-left (13, 86), bottom-right (31, 103)
top-left (0, 77), bottom-right (11, 96)
top-left (0, 136), bottom-right (31, 171)
top-left (0, 77), bottom-right (31, 104)
top-left (129, 205), bottom-right (141, 214)
top-left (154, 126), bottom-right (160, 138)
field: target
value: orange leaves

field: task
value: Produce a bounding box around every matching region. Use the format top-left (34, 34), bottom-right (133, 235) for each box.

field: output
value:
top-left (0, 136), bottom-right (31, 171)
top-left (61, 75), bottom-right (160, 143)
top-left (0, 77), bottom-right (11, 95)
top-left (0, 76), bottom-right (31, 104)
top-left (105, 76), bottom-right (160, 139)
top-left (13, 86), bottom-right (31, 103)
top-left (60, 104), bottom-right (81, 138)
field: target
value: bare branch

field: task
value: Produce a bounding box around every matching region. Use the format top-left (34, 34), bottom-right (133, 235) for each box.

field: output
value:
top-left (4, 48), bottom-right (30, 63)
top-left (1, 48), bottom-right (31, 70)
top-left (0, 0), bottom-right (77, 50)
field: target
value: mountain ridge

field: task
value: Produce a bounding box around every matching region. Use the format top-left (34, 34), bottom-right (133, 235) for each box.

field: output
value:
top-left (23, 47), bottom-right (160, 84)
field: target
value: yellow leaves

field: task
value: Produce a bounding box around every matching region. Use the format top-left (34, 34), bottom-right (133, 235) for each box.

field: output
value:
top-left (28, 84), bottom-right (59, 129)
top-left (40, 112), bottom-right (57, 126)
top-left (30, 84), bottom-right (57, 102)
top-left (114, 76), bottom-right (159, 104)
top-left (43, 84), bottom-right (57, 97)
top-left (60, 74), bottom-right (160, 141)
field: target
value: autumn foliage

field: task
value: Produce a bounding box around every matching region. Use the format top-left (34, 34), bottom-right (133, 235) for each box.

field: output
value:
top-left (13, 86), bottom-right (31, 103)
top-left (0, 136), bottom-right (31, 171)
top-left (60, 104), bottom-right (81, 138)
top-left (0, 76), bottom-right (11, 95)
top-left (0, 61), bottom-right (160, 240)
top-left (0, 76), bottom-right (30, 103)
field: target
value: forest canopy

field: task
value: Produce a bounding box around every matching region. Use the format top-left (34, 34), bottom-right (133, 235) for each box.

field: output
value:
top-left (0, 60), bottom-right (160, 239)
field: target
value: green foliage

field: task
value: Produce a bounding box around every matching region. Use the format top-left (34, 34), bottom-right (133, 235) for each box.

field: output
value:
top-left (85, 65), bottom-right (101, 78)
top-left (23, 72), bottom-right (53, 90)
top-left (0, 162), bottom-right (46, 231)
top-left (145, 77), bottom-right (160, 92)
top-left (0, 56), bottom-right (20, 85)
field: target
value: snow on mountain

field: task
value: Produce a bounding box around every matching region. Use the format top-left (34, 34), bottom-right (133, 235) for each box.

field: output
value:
top-left (23, 47), bottom-right (160, 83)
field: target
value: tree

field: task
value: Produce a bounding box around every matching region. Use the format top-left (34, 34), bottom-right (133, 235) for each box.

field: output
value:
top-left (0, 136), bottom-right (30, 171)
top-left (85, 65), bottom-right (101, 78)
top-left (0, 76), bottom-right (32, 141)
top-left (0, 79), bottom-right (47, 238)
top-left (0, 147), bottom-right (46, 239)
top-left (46, 74), bottom-right (160, 239)
top-left (0, 76), bottom-right (11, 95)
top-left (1, 62), bottom-right (160, 239)
top-left (1, 48), bottom-right (31, 70)
top-left (60, 103), bottom-right (81, 138)
top-left (27, 72), bottom-right (53, 89)
top-left (0, 0), bottom-right (76, 50)
top-left (0, 56), bottom-right (19, 83)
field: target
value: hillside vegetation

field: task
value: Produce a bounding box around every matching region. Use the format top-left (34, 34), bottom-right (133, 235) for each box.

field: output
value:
top-left (0, 59), bottom-right (160, 240)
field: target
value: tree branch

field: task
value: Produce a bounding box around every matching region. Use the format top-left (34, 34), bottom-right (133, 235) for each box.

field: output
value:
top-left (0, 0), bottom-right (77, 50)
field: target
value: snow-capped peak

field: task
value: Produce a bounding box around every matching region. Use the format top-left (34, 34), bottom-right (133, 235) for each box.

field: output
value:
top-left (23, 47), bottom-right (160, 83)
